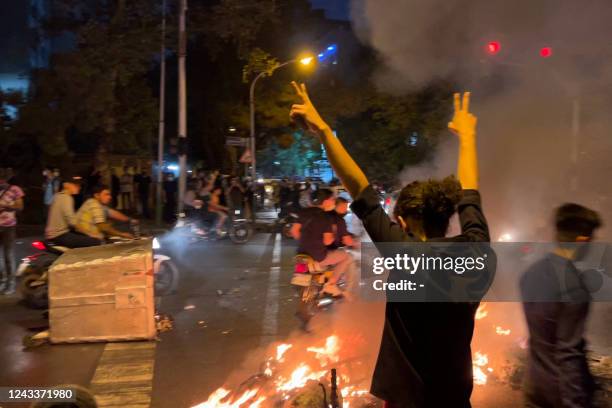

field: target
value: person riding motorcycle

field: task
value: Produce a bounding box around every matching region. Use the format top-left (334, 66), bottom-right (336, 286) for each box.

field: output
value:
top-left (290, 188), bottom-right (352, 297)
top-left (45, 175), bottom-right (102, 248)
top-left (74, 184), bottom-right (135, 242)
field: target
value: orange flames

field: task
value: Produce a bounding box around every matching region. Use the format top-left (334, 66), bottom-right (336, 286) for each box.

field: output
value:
top-left (475, 303), bottom-right (488, 320)
top-left (472, 303), bottom-right (517, 386)
top-left (192, 388), bottom-right (266, 408)
top-left (495, 326), bottom-right (511, 336)
top-left (194, 335), bottom-right (369, 407)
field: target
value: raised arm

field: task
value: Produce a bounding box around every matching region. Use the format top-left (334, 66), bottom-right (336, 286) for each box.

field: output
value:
top-left (448, 92), bottom-right (478, 190)
top-left (290, 82), bottom-right (369, 198)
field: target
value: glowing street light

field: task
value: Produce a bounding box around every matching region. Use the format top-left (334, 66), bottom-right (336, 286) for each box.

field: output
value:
top-left (249, 45), bottom-right (334, 181)
top-left (299, 56), bottom-right (314, 65)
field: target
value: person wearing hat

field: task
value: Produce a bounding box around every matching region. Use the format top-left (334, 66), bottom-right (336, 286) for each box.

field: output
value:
top-left (45, 174), bottom-right (102, 248)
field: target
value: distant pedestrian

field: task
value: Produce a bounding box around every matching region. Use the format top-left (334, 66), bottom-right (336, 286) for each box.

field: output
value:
top-left (120, 166), bottom-right (134, 211)
top-left (135, 169), bottom-right (152, 218)
top-left (227, 177), bottom-right (245, 211)
top-left (42, 167), bottom-right (61, 218)
top-left (278, 178), bottom-right (291, 218)
top-left (163, 173), bottom-right (178, 222)
top-left (0, 168), bottom-right (25, 295)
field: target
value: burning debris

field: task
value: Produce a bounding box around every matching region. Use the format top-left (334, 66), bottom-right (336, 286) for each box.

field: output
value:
top-left (193, 335), bottom-right (373, 408)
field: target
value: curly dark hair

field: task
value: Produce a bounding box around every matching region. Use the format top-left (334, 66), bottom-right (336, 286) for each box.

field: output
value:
top-left (393, 175), bottom-right (462, 239)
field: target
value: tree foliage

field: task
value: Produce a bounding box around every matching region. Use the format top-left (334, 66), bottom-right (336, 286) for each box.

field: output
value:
top-left (13, 0), bottom-right (160, 164)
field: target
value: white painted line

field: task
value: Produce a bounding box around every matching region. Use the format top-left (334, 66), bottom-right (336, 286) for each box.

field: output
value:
top-left (261, 234), bottom-right (282, 342)
top-left (272, 232), bottom-right (281, 264)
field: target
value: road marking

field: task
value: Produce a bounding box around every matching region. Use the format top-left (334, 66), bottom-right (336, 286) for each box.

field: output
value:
top-left (90, 341), bottom-right (156, 408)
top-left (261, 233), bottom-right (282, 343)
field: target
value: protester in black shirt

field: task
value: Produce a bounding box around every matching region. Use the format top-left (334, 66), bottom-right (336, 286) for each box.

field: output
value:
top-left (291, 188), bottom-right (353, 297)
top-left (520, 203), bottom-right (602, 408)
top-left (290, 83), bottom-right (491, 407)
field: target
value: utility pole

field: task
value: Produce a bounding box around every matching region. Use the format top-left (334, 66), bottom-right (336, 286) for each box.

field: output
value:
top-left (155, 0), bottom-right (167, 225)
top-left (177, 0), bottom-right (188, 213)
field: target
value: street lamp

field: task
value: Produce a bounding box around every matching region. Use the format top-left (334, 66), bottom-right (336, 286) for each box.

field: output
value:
top-left (249, 56), bottom-right (314, 182)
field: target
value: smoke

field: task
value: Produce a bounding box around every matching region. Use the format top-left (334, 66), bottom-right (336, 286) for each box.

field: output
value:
top-left (350, 0), bottom-right (612, 241)
top-left (350, 0), bottom-right (612, 357)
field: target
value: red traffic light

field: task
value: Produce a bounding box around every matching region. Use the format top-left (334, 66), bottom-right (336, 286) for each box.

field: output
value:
top-left (540, 47), bottom-right (553, 58)
top-left (486, 41), bottom-right (501, 55)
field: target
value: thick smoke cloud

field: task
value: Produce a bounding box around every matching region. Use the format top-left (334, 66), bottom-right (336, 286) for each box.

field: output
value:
top-left (350, 0), bottom-right (612, 355)
top-left (351, 0), bottom-right (612, 241)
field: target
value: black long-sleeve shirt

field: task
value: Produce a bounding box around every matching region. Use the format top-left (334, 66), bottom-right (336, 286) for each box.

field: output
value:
top-left (520, 254), bottom-right (595, 408)
top-left (350, 185), bottom-right (493, 408)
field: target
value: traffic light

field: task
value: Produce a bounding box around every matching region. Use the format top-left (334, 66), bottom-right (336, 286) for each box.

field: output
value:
top-left (486, 41), bottom-right (501, 55)
top-left (539, 47), bottom-right (553, 58)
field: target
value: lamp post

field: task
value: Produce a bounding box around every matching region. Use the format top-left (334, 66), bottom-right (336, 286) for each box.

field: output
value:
top-left (249, 57), bottom-right (313, 182)
top-left (177, 0), bottom-right (187, 213)
top-left (155, 0), bottom-right (167, 225)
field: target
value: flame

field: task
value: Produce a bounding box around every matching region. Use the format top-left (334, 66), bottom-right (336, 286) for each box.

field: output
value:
top-left (472, 351), bottom-right (490, 385)
top-left (276, 344), bottom-right (293, 362)
top-left (306, 335), bottom-right (340, 366)
top-left (473, 366), bottom-right (488, 385)
top-left (192, 388), bottom-right (265, 408)
top-left (197, 334), bottom-right (372, 406)
top-left (495, 326), bottom-right (511, 336)
top-left (475, 303), bottom-right (488, 320)
top-left (274, 363), bottom-right (327, 392)
top-left (473, 351), bottom-right (488, 366)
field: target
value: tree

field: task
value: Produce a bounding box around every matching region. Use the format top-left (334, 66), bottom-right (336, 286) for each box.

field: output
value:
top-left (16, 0), bottom-right (161, 164)
top-left (258, 130), bottom-right (322, 176)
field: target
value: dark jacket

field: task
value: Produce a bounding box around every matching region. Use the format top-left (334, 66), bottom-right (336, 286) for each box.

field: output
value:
top-left (520, 254), bottom-right (595, 408)
top-left (351, 185), bottom-right (493, 408)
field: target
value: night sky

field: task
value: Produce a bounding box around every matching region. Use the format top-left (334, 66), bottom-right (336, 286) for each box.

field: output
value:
top-left (0, 0), bottom-right (29, 73)
top-left (0, 0), bottom-right (349, 74)
top-left (309, 0), bottom-right (350, 20)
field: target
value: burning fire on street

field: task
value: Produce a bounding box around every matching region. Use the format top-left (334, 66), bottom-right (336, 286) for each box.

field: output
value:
top-left (192, 335), bottom-right (373, 407)
top-left (192, 300), bottom-right (610, 407)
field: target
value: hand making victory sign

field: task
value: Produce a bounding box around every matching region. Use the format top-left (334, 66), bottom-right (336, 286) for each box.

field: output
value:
top-left (290, 81), bottom-right (330, 135)
top-left (448, 92), bottom-right (477, 138)
top-left (448, 92), bottom-right (479, 190)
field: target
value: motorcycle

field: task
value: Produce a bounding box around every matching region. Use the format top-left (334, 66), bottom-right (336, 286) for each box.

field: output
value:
top-left (175, 204), bottom-right (253, 244)
top-left (17, 234), bottom-right (179, 309)
top-left (290, 254), bottom-right (341, 331)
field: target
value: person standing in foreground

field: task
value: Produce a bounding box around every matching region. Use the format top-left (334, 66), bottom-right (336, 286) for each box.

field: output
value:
top-left (0, 168), bottom-right (25, 295)
top-left (520, 204), bottom-right (602, 408)
top-left (290, 83), bottom-right (490, 407)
